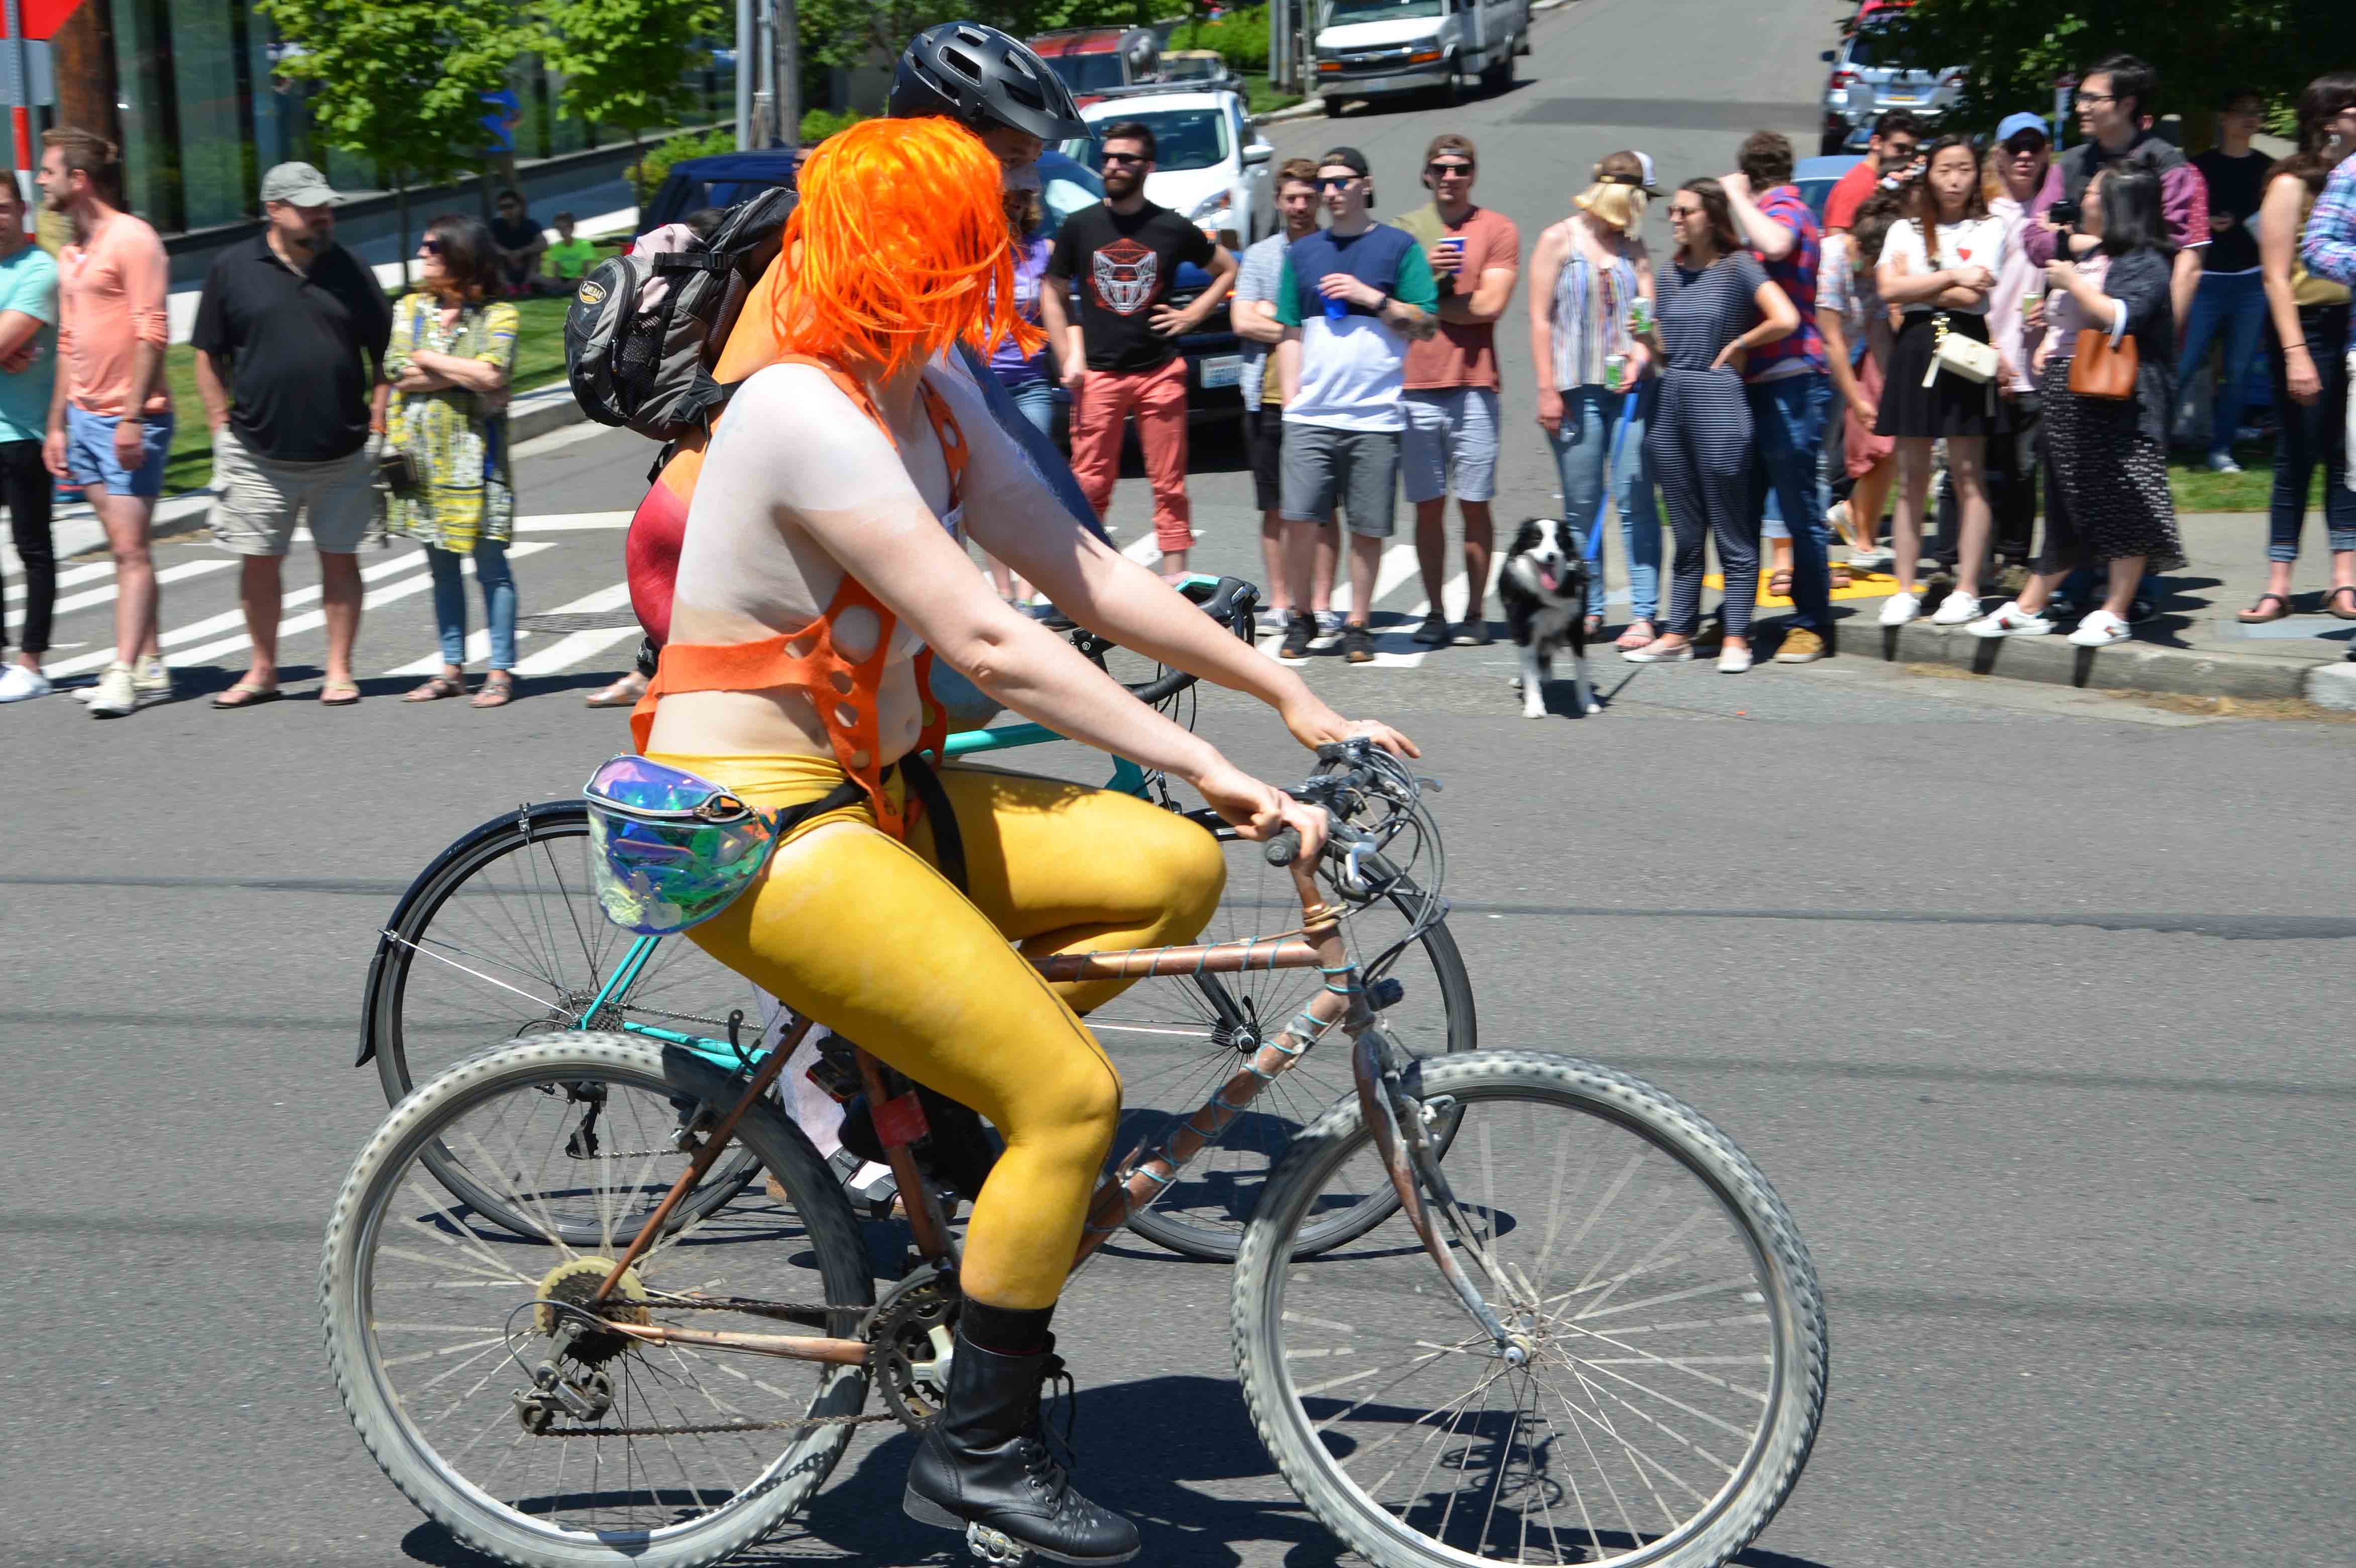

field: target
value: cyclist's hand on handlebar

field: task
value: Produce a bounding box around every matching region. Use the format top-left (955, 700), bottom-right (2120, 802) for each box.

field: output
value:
top-left (1198, 763), bottom-right (1329, 862)
top-left (1281, 698), bottom-right (1421, 760)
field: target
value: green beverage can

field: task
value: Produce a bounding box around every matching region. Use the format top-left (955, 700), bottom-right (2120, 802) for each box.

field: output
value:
top-left (1629, 297), bottom-right (1655, 336)
top-left (1604, 353), bottom-right (1628, 392)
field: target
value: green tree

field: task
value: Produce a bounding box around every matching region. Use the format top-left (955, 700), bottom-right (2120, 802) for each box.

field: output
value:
top-left (533, 0), bottom-right (728, 204)
top-left (1879, 1), bottom-right (2356, 145)
top-left (257, 0), bottom-right (529, 285)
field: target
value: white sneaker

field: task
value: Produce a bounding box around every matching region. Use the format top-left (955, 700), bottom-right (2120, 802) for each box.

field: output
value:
top-left (1253, 607), bottom-right (1289, 639)
top-left (1849, 544), bottom-right (1894, 573)
top-left (1622, 641), bottom-right (1694, 663)
top-left (2067, 609), bottom-right (2131, 647)
top-left (133, 655), bottom-right (173, 697)
top-left (1311, 611), bottom-right (1344, 650)
top-left (1930, 590), bottom-right (1982, 626)
top-left (1878, 591), bottom-right (1921, 627)
top-left (1717, 645), bottom-right (1753, 673)
top-left (0, 664), bottom-right (52, 702)
top-left (86, 662), bottom-right (138, 718)
top-left (1965, 601), bottom-right (2054, 639)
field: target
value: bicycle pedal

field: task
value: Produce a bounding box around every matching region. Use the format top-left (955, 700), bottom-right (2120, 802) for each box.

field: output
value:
top-left (964, 1523), bottom-right (1031, 1565)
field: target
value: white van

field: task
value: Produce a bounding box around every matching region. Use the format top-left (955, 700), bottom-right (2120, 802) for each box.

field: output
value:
top-left (1313, 0), bottom-right (1531, 105)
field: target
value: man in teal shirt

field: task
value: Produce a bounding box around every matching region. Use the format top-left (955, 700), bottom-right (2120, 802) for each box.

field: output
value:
top-left (0, 175), bottom-right (58, 702)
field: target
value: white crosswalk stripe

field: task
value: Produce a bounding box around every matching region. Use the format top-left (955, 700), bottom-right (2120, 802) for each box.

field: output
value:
top-left (47, 557), bottom-right (238, 618)
top-left (7, 560), bottom-right (116, 604)
top-left (44, 543), bottom-right (553, 679)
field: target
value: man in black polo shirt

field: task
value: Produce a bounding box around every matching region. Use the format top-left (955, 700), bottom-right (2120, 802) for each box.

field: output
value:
top-left (192, 161), bottom-right (392, 708)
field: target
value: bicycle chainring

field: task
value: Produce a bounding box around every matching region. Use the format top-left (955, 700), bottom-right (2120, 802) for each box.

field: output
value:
top-left (866, 1265), bottom-right (962, 1433)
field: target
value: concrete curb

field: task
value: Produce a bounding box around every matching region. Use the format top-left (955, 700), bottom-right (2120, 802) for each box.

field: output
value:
top-left (1874, 617), bottom-right (2345, 705)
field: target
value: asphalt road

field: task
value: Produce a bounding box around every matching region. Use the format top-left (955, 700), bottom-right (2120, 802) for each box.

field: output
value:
top-left (5, 2), bottom-right (2353, 1565)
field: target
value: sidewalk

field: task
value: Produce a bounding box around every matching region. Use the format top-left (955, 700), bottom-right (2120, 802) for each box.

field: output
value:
top-left (1839, 511), bottom-right (2356, 710)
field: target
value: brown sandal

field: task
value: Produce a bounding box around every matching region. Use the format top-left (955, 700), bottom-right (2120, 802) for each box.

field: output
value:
top-left (1767, 569), bottom-right (1793, 599)
top-left (2326, 585), bottom-right (2356, 621)
top-left (403, 674), bottom-right (464, 703)
top-left (2238, 593), bottom-right (2293, 624)
top-left (471, 672), bottom-right (517, 709)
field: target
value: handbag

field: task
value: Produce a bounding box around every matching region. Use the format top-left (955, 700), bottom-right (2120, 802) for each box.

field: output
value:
top-left (1922, 313), bottom-right (1998, 386)
top-left (374, 442), bottom-right (421, 498)
top-left (582, 755), bottom-right (866, 935)
top-left (2069, 326), bottom-right (2138, 400)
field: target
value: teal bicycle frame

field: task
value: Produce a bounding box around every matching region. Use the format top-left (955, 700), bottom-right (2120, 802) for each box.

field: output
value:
top-left (579, 578), bottom-right (1208, 1068)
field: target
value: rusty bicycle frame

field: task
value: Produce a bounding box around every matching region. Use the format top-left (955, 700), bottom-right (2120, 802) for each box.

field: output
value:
top-left (581, 807), bottom-right (1518, 1368)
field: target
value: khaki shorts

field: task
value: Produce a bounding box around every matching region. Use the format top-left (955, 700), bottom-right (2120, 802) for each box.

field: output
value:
top-left (209, 427), bottom-right (378, 556)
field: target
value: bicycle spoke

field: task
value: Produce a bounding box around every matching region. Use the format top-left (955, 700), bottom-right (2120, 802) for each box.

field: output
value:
top-left (1262, 1082), bottom-right (1785, 1564)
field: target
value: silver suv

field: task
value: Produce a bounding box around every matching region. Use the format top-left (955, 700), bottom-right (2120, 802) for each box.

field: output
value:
top-left (1819, 22), bottom-right (1962, 155)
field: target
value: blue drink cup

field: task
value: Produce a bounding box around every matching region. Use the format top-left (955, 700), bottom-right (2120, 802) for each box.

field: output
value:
top-left (1324, 293), bottom-right (1350, 322)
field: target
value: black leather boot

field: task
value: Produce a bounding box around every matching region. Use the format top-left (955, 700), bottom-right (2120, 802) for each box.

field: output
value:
top-left (903, 1329), bottom-right (1139, 1564)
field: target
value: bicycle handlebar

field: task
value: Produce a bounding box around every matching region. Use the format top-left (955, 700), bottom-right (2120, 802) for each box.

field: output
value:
top-left (1117, 575), bottom-right (1262, 708)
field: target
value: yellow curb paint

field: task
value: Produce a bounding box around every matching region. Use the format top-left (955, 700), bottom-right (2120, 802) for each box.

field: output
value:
top-left (1704, 569), bottom-right (1903, 606)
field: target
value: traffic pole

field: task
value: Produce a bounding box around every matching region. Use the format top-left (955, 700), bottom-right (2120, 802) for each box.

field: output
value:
top-left (4, 0), bottom-right (29, 183)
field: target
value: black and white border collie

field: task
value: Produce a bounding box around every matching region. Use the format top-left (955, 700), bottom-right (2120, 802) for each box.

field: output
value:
top-left (1499, 516), bottom-right (1595, 719)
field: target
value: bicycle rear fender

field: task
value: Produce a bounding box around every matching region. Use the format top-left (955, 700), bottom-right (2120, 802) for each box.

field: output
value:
top-left (356, 800), bottom-right (591, 1067)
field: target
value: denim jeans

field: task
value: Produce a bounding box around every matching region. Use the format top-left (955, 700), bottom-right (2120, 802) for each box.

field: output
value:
top-left (427, 540), bottom-right (518, 669)
top-left (2267, 305), bottom-right (2356, 561)
top-left (1002, 376), bottom-right (1055, 436)
top-left (1744, 373), bottom-right (1833, 632)
top-left (1547, 381), bottom-right (1662, 621)
top-left (2175, 270), bottom-right (2268, 461)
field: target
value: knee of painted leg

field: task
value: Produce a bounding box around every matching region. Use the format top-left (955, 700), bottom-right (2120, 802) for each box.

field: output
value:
top-left (1135, 812), bottom-right (1227, 940)
top-left (1018, 1043), bottom-right (1124, 1160)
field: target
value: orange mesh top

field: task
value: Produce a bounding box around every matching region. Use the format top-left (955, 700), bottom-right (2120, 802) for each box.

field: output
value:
top-left (629, 355), bottom-right (969, 841)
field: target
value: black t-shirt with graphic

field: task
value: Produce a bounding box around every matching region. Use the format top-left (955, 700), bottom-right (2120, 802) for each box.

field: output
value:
top-left (1047, 201), bottom-right (1215, 373)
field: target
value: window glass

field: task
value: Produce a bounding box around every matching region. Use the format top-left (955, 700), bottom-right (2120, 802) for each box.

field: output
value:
top-left (172, 0), bottom-right (252, 230)
top-left (1091, 109), bottom-right (1230, 173)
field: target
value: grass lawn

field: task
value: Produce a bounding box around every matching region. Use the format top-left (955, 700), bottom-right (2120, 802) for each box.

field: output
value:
top-left (1245, 80), bottom-right (1305, 118)
top-left (158, 294), bottom-right (574, 497)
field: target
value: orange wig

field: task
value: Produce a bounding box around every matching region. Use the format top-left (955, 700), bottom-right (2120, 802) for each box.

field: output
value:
top-left (773, 117), bottom-right (1043, 381)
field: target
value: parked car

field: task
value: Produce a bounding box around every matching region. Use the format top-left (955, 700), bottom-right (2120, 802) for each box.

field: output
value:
top-left (1793, 153), bottom-right (1864, 224)
top-left (1077, 85), bottom-right (1274, 249)
top-left (1029, 26), bottom-right (1162, 104)
top-left (1820, 13), bottom-right (1962, 155)
top-left (1159, 49), bottom-right (1237, 88)
top-left (1035, 131), bottom-right (1247, 437)
top-left (1313, 0), bottom-right (1530, 109)
top-left (635, 149), bottom-right (799, 237)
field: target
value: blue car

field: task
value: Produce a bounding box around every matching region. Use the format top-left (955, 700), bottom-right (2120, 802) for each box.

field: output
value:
top-left (1794, 154), bottom-right (1864, 226)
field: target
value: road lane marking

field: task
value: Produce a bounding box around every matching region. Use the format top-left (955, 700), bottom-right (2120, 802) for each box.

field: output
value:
top-left (7, 560), bottom-right (117, 603)
top-left (45, 557), bottom-right (238, 618)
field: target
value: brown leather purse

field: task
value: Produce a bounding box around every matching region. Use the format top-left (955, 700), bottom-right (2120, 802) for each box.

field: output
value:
top-left (2069, 326), bottom-right (2138, 400)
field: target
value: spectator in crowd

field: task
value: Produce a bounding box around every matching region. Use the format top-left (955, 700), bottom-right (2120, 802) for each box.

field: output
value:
top-left (1824, 112), bottom-right (1924, 234)
top-left (1396, 133), bottom-right (1519, 648)
top-left (2022, 55), bottom-right (2209, 332)
top-left (192, 162), bottom-right (392, 709)
top-left (2246, 72), bottom-right (2356, 622)
top-left (1978, 117), bottom-right (2054, 573)
top-left (1628, 177), bottom-right (1798, 672)
top-left (1529, 150), bottom-right (1664, 651)
top-left (2177, 89), bottom-right (2274, 473)
top-left (1271, 147), bottom-right (1439, 665)
top-left (1723, 131), bottom-right (1834, 662)
top-left (39, 128), bottom-right (173, 719)
top-left (979, 166), bottom-right (1054, 610)
top-left (2299, 77), bottom-right (2356, 640)
top-left (488, 189), bottom-right (546, 299)
top-left (0, 173), bottom-right (58, 703)
top-left (1233, 157), bottom-right (1338, 637)
top-left (540, 212), bottom-right (601, 295)
top-left (1042, 122), bottom-right (1236, 579)
top-left (1874, 136), bottom-right (2007, 627)
top-left (381, 215), bottom-right (524, 708)
top-left (1970, 166), bottom-right (2185, 648)
top-left (1819, 193), bottom-right (1905, 572)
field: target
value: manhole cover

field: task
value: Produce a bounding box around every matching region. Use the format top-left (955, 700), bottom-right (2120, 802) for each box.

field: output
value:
top-left (517, 612), bottom-right (641, 634)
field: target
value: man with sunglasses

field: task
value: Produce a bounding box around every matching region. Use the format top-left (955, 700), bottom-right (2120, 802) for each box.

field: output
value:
top-left (1395, 134), bottom-right (1518, 648)
top-left (1272, 148), bottom-right (1440, 664)
top-left (1042, 122), bottom-right (1237, 578)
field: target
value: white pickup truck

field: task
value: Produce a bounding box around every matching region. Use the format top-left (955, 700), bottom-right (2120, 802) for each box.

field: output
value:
top-left (1313, 0), bottom-right (1531, 106)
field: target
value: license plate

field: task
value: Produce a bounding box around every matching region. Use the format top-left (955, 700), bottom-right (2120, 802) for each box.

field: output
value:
top-left (1884, 94), bottom-right (1921, 105)
top-left (1199, 355), bottom-right (1242, 389)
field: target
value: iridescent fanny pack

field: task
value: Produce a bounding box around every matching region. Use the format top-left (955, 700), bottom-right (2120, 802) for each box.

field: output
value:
top-left (582, 756), bottom-right (784, 935)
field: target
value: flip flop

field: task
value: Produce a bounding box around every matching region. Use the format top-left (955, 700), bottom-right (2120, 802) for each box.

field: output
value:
top-left (211, 682), bottom-right (281, 710)
top-left (2327, 585), bottom-right (2356, 621)
top-left (471, 673), bottom-right (517, 709)
top-left (404, 674), bottom-right (465, 703)
top-left (1614, 619), bottom-right (1657, 651)
top-left (319, 681), bottom-right (362, 706)
top-left (2237, 593), bottom-right (2292, 624)
top-left (1767, 570), bottom-right (1793, 599)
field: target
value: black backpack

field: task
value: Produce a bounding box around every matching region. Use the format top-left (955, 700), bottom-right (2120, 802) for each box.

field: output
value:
top-left (562, 185), bottom-right (799, 444)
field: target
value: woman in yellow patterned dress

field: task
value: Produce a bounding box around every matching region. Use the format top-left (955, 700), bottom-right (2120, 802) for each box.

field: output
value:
top-left (380, 214), bottom-right (523, 708)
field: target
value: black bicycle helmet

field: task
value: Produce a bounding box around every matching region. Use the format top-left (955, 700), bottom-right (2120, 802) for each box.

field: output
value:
top-left (891, 21), bottom-right (1087, 145)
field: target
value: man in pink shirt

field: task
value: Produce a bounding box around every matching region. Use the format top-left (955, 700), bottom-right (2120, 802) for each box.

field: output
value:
top-left (40, 128), bottom-right (175, 718)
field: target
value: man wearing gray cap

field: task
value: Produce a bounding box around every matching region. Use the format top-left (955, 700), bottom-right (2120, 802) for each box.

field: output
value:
top-left (191, 160), bottom-right (392, 707)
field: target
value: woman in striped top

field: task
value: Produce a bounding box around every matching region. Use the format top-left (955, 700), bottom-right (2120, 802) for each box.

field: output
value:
top-left (1528, 151), bottom-right (1664, 648)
